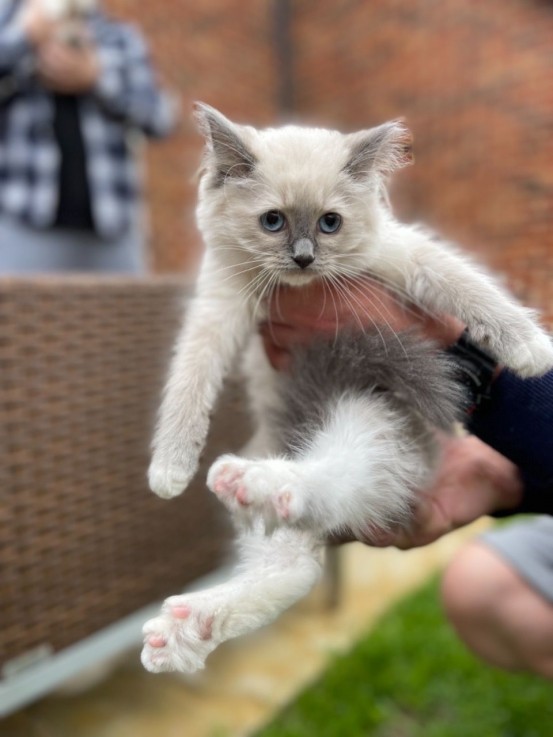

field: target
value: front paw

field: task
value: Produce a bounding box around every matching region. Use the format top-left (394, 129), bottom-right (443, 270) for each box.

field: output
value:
top-left (496, 328), bottom-right (553, 378)
top-left (148, 454), bottom-right (199, 499)
top-left (470, 319), bottom-right (553, 379)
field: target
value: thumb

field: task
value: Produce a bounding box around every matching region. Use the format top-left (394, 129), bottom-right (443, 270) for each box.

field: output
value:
top-left (392, 494), bottom-right (453, 550)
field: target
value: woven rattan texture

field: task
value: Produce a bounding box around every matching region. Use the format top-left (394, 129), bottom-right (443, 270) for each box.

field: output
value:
top-left (0, 278), bottom-right (246, 673)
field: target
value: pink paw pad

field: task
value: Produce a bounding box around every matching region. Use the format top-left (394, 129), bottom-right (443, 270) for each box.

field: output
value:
top-left (211, 463), bottom-right (244, 499)
top-left (171, 604), bottom-right (191, 619)
top-left (235, 485), bottom-right (251, 506)
top-left (147, 634), bottom-right (166, 648)
top-left (170, 604), bottom-right (214, 641)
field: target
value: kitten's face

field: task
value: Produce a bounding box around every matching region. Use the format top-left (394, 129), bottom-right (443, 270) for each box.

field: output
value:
top-left (195, 105), bottom-right (412, 287)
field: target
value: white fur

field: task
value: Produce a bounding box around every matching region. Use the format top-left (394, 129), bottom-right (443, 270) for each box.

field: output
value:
top-left (38, 0), bottom-right (97, 19)
top-left (142, 526), bottom-right (322, 673)
top-left (207, 394), bottom-right (426, 534)
top-left (143, 105), bottom-right (553, 673)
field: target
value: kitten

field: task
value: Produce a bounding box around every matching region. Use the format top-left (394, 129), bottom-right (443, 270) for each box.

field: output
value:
top-left (38, 0), bottom-right (96, 46)
top-left (39, 0), bottom-right (97, 19)
top-left (141, 104), bottom-right (553, 673)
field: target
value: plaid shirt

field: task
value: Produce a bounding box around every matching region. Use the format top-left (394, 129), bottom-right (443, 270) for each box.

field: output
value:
top-left (0, 2), bottom-right (177, 239)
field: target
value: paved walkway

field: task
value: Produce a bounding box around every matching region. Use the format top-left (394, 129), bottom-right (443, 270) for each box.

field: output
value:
top-left (1, 522), bottom-right (488, 737)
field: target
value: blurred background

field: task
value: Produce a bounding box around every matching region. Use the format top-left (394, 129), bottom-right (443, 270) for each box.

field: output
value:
top-left (128, 0), bottom-right (552, 326)
top-left (1, 0), bottom-right (552, 735)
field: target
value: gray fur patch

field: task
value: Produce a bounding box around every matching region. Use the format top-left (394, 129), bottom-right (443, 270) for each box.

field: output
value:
top-left (273, 329), bottom-right (467, 452)
top-left (344, 121), bottom-right (413, 178)
top-left (195, 105), bottom-right (257, 188)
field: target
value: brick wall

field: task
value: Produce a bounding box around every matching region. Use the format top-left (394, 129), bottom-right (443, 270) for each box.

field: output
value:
top-left (293, 0), bottom-right (553, 322)
top-left (105, 0), bottom-right (553, 325)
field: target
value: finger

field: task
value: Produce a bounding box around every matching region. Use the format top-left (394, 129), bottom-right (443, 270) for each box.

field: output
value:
top-left (327, 529), bottom-right (358, 545)
top-left (262, 342), bottom-right (291, 371)
top-left (37, 69), bottom-right (60, 88)
top-left (37, 41), bottom-right (65, 62)
top-left (268, 282), bottom-right (329, 323)
top-left (41, 41), bottom-right (81, 67)
top-left (355, 527), bottom-right (399, 547)
top-left (259, 321), bottom-right (306, 348)
top-left (331, 521), bottom-right (405, 548)
top-left (267, 278), bottom-right (410, 332)
top-left (37, 53), bottom-right (69, 78)
top-left (393, 495), bottom-right (454, 550)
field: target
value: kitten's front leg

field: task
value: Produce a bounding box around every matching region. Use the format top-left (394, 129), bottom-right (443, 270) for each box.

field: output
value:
top-left (141, 528), bottom-right (322, 672)
top-left (389, 232), bottom-right (553, 377)
top-left (149, 277), bottom-right (254, 499)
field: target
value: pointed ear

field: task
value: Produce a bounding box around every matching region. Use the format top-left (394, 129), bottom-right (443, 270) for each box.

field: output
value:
top-left (193, 102), bottom-right (257, 185)
top-left (344, 120), bottom-right (413, 179)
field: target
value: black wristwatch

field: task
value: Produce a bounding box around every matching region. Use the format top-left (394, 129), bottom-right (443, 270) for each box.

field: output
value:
top-left (446, 329), bottom-right (498, 413)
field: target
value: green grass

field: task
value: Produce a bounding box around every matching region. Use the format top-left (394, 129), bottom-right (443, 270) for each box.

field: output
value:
top-left (255, 578), bottom-right (552, 737)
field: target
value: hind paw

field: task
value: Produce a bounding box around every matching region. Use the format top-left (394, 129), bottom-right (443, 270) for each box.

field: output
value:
top-left (207, 455), bottom-right (305, 527)
top-left (141, 594), bottom-right (222, 673)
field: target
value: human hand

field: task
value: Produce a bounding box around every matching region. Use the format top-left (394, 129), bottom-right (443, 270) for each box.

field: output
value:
top-left (37, 37), bottom-right (99, 93)
top-left (338, 434), bottom-right (523, 549)
top-left (261, 277), bottom-right (464, 371)
top-left (20, 0), bottom-right (59, 46)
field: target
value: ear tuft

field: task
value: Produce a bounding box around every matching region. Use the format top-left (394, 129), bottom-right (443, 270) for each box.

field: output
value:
top-left (345, 120), bottom-right (414, 180)
top-left (193, 102), bottom-right (256, 186)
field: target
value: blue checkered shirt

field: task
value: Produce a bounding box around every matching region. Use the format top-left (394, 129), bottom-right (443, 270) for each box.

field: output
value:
top-left (0, 3), bottom-right (177, 239)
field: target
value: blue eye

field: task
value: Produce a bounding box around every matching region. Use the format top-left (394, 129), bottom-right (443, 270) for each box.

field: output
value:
top-left (318, 212), bottom-right (342, 234)
top-left (260, 210), bottom-right (286, 232)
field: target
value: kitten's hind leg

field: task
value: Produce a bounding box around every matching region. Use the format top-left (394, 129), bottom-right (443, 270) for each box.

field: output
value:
top-left (208, 394), bottom-right (424, 536)
top-left (141, 527), bottom-right (322, 673)
top-left (208, 453), bottom-right (305, 526)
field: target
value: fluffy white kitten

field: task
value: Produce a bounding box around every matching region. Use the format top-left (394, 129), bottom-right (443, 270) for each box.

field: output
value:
top-left (30, 0), bottom-right (97, 48)
top-left (38, 0), bottom-right (97, 19)
top-left (141, 104), bottom-right (553, 673)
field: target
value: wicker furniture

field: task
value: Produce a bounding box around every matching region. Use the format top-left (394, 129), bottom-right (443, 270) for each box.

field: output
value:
top-left (0, 276), bottom-right (248, 698)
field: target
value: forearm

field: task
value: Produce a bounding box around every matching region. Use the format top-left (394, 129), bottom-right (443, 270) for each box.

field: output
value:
top-left (149, 255), bottom-right (255, 499)
top-left (468, 368), bottom-right (553, 514)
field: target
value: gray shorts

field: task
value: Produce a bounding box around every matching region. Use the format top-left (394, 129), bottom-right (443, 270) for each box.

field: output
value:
top-left (481, 516), bottom-right (553, 604)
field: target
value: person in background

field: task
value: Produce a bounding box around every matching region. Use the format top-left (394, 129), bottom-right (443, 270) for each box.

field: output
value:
top-left (0, 0), bottom-right (178, 273)
top-left (261, 279), bottom-right (553, 680)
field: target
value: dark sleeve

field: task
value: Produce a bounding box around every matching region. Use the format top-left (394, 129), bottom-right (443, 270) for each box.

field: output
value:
top-left (467, 369), bottom-right (553, 515)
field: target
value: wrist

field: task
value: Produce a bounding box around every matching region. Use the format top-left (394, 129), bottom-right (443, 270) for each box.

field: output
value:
top-left (422, 314), bottom-right (465, 348)
top-left (488, 454), bottom-right (524, 514)
top-left (446, 329), bottom-right (499, 413)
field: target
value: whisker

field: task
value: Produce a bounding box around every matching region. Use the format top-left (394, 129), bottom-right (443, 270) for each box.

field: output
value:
top-left (342, 278), bottom-right (409, 356)
top-left (210, 263), bottom-right (264, 285)
top-left (327, 273), bottom-right (390, 352)
top-left (251, 269), bottom-right (276, 317)
top-left (320, 274), bottom-right (342, 346)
